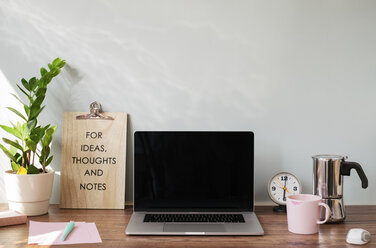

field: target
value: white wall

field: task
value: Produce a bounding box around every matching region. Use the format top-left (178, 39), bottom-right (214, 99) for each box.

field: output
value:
top-left (0, 0), bottom-right (375, 205)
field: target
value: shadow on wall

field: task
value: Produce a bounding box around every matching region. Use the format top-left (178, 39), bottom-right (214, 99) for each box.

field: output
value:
top-left (125, 114), bottom-right (134, 204)
top-left (0, 68), bottom-right (22, 202)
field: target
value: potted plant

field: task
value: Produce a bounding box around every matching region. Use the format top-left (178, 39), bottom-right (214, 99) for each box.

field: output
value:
top-left (0, 58), bottom-right (65, 216)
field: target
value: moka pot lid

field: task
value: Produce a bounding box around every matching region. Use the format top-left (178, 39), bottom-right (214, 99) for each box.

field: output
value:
top-left (312, 154), bottom-right (347, 161)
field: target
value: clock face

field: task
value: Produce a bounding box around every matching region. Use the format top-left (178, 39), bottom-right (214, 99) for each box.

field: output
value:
top-left (268, 172), bottom-right (302, 205)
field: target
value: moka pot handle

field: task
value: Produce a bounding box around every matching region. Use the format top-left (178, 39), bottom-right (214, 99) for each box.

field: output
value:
top-left (340, 161), bottom-right (368, 188)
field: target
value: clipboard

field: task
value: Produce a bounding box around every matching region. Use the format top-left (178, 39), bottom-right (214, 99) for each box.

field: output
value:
top-left (60, 102), bottom-right (127, 209)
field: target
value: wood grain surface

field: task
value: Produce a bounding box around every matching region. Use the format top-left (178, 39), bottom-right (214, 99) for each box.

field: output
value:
top-left (60, 112), bottom-right (127, 209)
top-left (0, 204), bottom-right (374, 247)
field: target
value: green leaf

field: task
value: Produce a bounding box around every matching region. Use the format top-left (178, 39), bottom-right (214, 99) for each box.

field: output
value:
top-left (25, 139), bottom-right (37, 152)
top-left (52, 58), bottom-right (61, 66)
top-left (16, 84), bottom-right (29, 97)
top-left (9, 144), bottom-right (17, 155)
top-left (44, 146), bottom-right (50, 157)
top-left (11, 161), bottom-right (20, 171)
top-left (37, 77), bottom-right (46, 88)
top-left (31, 94), bottom-right (45, 108)
top-left (0, 125), bottom-right (22, 139)
top-left (14, 153), bottom-right (22, 163)
top-left (45, 74), bottom-right (52, 85)
top-left (29, 105), bottom-right (45, 120)
top-left (40, 67), bottom-right (48, 77)
top-left (45, 156), bottom-right (53, 166)
top-left (35, 87), bottom-right (47, 97)
top-left (50, 68), bottom-right (61, 77)
top-left (24, 105), bottom-right (29, 117)
top-left (30, 126), bottom-right (44, 142)
top-left (42, 126), bottom-right (56, 146)
top-left (51, 125), bottom-right (57, 131)
top-left (47, 63), bottom-right (53, 70)
top-left (57, 60), bottom-right (66, 68)
top-left (16, 122), bottom-right (22, 131)
top-left (39, 149), bottom-right (46, 165)
top-left (29, 94), bottom-right (46, 119)
top-left (27, 119), bottom-right (37, 131)
top-left (29, 77), bottom-right (38, 91)
top-left (2, 138), bottom-right (23, 151)
top-left (21, 123), bottom-right (32, 140)
top-left (27, 164), bottom-right (40, 174)
top-left (0, 143), bottom-right (17, 162)
top-left (10, 93), bottom-right (26, 106)
top-left (21, 78), bottom-right (30, 91)
top-left (6, 107), bottom-right (27, 121)
top-left (15, 122), bottom-right (24, 138)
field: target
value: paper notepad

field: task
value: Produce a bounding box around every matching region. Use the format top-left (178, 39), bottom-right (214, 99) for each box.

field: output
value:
top-left (28, 221), bottom-right (102, 245)
top-left (0, 210), bottom-right (27, 227)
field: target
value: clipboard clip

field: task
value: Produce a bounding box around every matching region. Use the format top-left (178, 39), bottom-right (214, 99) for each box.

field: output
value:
top-left (76, 101), bottom-right (114, 120)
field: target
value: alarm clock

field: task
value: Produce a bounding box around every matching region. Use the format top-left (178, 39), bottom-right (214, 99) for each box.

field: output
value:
top-left (268, 172), bottom-right (302, 212)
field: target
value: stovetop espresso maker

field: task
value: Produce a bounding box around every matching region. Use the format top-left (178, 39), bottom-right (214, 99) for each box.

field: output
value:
top-left (312, 155), bottom-right (368, 223)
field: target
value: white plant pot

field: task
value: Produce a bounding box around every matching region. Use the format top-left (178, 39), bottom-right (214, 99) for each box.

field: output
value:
top-left (3, 169), bottom-right (54, 216)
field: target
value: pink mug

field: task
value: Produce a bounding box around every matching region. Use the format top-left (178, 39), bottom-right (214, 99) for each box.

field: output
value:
top-left (286, 194), bottom-right (331, 234)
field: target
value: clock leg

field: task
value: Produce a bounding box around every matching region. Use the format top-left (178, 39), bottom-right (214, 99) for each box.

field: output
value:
top-left (273, 205), bottom-right (287, 213)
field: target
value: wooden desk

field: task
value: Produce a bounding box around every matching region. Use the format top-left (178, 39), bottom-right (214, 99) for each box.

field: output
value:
top-left (0, 204), bottom-right (374, 247)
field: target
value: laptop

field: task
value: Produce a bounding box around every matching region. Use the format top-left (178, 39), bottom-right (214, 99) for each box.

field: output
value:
top-left (125, 131), bottom-right (264, 235)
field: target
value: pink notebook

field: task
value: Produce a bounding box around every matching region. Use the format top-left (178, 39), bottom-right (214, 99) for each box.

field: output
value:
top-left (28, 221), bottom-right (102, 245)
top-left (0, 210), bottom-right (27, 227)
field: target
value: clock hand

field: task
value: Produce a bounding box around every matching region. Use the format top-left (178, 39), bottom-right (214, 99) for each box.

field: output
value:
top-left (275, 180), bottom-right (284, 188)
top-left (284, 186), bottom-right (290, 193)
top-left (283, 179), bottom-right (287, 201)
top-left (275, 179), bottom-right (290, 193)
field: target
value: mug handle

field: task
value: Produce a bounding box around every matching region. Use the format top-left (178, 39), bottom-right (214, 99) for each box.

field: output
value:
top-left (317, 202), bottom-right (331, 224)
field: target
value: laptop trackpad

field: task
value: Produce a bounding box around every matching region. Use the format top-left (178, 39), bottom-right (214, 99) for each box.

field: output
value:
top-left (163, 224), bottom-right (226, 233)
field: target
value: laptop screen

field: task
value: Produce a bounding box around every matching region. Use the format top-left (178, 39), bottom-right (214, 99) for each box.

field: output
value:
top-left (134, 131), bottom-right (254, 211)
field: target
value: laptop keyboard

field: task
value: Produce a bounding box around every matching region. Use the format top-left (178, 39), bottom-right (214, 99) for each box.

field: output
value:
top-left (143, 214), bottom-right (245, 223)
